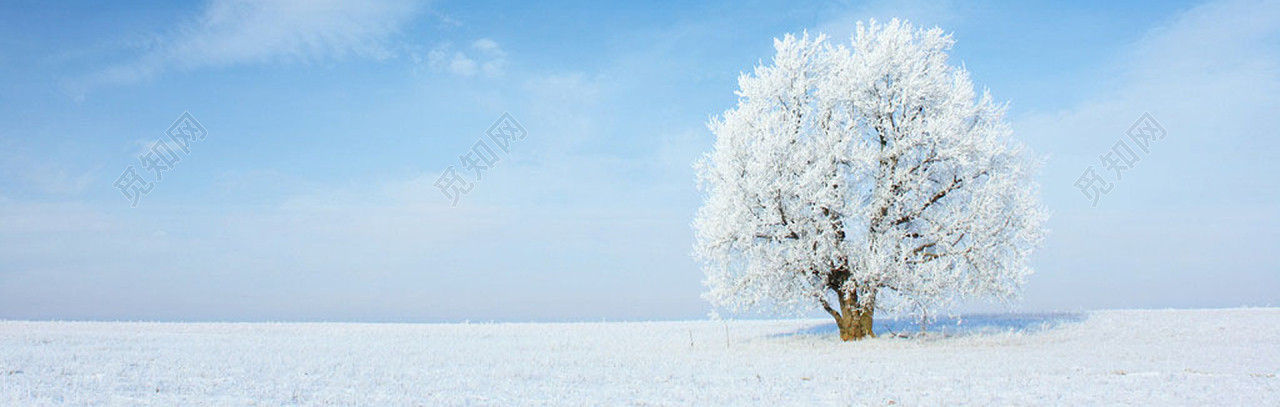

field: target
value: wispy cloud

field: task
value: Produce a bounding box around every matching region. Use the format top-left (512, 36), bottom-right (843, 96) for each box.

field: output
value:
top-left (421, 38), bottom-right (506, 78)
top-left (1013, 0), bottom-right (1280, 309)
top-left (0, 137), bottom-right (98, 196)
top-left (1017, 0), bottom-right (1280, 195)
top-left (69, 0), bottom-right (422, 96)
top-left (428, 9), bottom-right (463, 29)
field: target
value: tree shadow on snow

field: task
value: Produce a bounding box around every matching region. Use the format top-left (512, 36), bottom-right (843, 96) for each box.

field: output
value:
top-left (777, 312), bottom-right (1088, 339)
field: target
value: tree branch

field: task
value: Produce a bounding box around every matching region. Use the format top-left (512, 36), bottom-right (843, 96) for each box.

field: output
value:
top-left (818, 294), bottom-right (841, 321)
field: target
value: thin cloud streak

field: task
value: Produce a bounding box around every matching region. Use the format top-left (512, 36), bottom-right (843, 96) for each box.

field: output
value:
top-left (69, 0), bottom-right (422, 96)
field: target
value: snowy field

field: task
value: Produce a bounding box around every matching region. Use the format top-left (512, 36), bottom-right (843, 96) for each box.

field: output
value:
top-left (1, 309), bottom-right (1277, 406)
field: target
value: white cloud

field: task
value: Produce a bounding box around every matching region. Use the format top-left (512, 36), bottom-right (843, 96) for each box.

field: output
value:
top-left (448, 51), bottom-right (477, 76)
top-left (429, 10), bottom-right (463, 29)
top-left (473, 39), bottom-right (506, 77)
top-left (71, 0), bottom-right (421, 94)
top-left (472, 38), bottom-right (500, 54)
top-left (423, 38), bottom-right (506, 78)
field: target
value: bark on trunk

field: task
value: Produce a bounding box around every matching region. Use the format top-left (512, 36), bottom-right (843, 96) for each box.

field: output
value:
top-left (833, 289), bottom-right (876, 341)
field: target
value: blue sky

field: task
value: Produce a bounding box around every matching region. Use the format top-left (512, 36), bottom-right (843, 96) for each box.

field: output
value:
top-left (1, 0), bottom-right (1276, 322)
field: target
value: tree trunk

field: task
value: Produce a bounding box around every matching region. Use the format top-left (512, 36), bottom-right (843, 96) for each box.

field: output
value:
top-left (833, 289), bottom-right (876, 341)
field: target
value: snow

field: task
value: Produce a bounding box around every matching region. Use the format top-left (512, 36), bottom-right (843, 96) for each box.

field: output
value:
top-left (2, 309), bottom-right (1277, 405)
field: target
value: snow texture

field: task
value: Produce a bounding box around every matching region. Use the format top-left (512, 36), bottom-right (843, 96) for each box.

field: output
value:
top-left (2, 309), bottom-right (1277, 405)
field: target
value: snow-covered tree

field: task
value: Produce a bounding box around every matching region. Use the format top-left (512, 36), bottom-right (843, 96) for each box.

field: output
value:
top-left (693, 19), bottom-right (1047, 341)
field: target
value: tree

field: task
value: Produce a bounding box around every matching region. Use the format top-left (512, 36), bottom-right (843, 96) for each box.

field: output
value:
top-left (693, 20), bottom-right (1047, 341)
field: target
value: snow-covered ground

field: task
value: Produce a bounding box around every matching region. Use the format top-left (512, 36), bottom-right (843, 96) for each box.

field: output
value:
top-left (1, 309), bottom-right (1276, 405)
